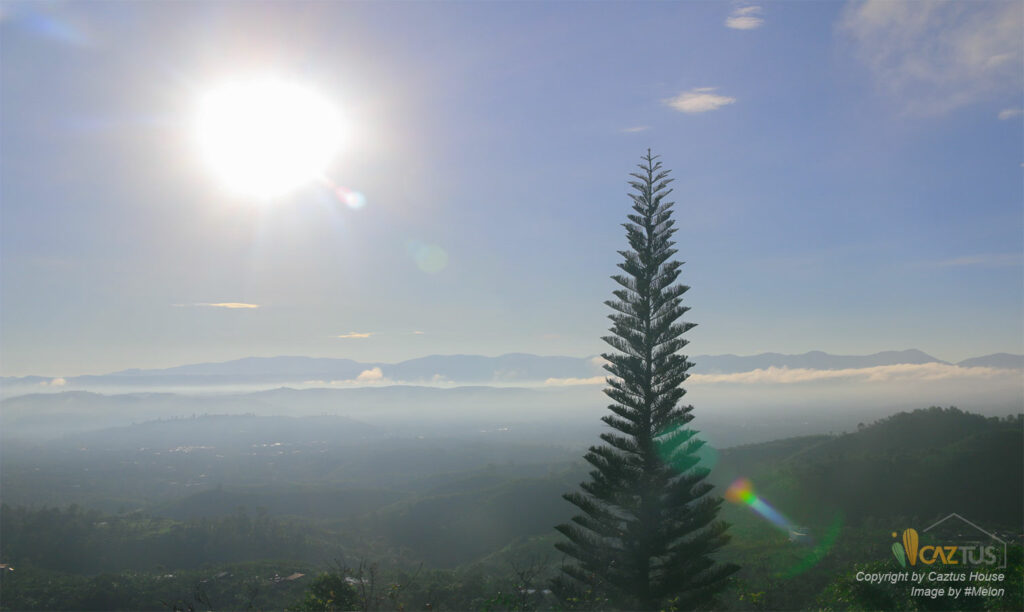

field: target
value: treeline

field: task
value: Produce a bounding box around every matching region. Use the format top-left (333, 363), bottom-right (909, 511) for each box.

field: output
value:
top-left (0, 555), bottom-right (558, 611)
top-left (0, 505), bottom-right (313, 573)
top-left (0, 561), bottom-right (314, 612)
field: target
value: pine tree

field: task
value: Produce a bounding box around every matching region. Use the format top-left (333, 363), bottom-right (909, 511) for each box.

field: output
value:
top-left (554, 151), bottom-right (738, 610)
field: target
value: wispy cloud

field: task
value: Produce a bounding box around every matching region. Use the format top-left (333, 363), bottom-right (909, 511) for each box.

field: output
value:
top-left (412, 331), bottom-right (426, 335)
top-left (690, 363), bottom-right (1019, 385)
top-left (726, 5), bottom-right (764, 30)
top-left (839, 0), bottom-right (1023, 115)
top-left (335, 332), bottom-right (373, 339)
top-left (40, 377), bottom-right (67, 387)
top-left (665, 87), bottom-right (736, 114)
top-left (934, 253), bottom-right (1022, 267)
top-left (174, 302), bottom-right (260, 309)
top-left (998, 107), bottom-right (1023, 120)
top-left (207, 302), bottom-right (259, 309)
top-left (621, 126), bottom-right (650, 133)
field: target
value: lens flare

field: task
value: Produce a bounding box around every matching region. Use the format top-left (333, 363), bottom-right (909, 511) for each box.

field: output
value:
top-left (316, 177), bottom-right (367, 210)
top-left (780, 513), bottom-right (844, 578)
top-left (17, 9), bottom-right (91, 46)
top-left (406, 241), bottom-right (449, 274)
top-left (726, 478), bottom-right (844, 578)
top-left (335, 186), bottom-right (367, 209)
top-left (656, 424), bottom-right (719, 472)
top-left (725, 478), bottom-right (794, 532)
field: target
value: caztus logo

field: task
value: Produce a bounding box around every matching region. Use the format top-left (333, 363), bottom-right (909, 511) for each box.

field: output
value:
top-left (891, 521), bottom-right (1003, 568)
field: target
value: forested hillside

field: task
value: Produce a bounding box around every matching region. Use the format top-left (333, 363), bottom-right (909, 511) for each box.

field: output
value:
top-left (1, 406), bottom-right (1021, 610)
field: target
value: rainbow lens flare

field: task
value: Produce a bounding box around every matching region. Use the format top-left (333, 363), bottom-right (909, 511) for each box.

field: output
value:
top-left (725, 478), bottom-right (794, 532)
top-left (318, 177), bottom-right (367, 210)
top-left (334, 185), bottom-right (367, 209)
top-left (725, 477), bottom-right (844, 578)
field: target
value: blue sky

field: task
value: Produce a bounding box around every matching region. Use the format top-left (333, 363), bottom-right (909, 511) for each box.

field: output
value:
top-left (1, 1), bottom-right (1021, 376)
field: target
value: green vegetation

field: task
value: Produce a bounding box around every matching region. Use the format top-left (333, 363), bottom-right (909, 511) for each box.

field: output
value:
top-left (0, 407), bottom-right (1021, 610)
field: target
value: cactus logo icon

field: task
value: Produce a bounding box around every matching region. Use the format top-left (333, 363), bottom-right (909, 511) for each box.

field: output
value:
top-left (891, 528), bottom-right (918, 567)
top-left (890, 515), bottom-right (1006, 568)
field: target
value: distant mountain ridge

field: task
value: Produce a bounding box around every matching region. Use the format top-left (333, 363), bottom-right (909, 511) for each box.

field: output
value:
top-left (2, 350), bottom-right (1020, 391)
top-left (955, 353), bottom-right (1024, 369)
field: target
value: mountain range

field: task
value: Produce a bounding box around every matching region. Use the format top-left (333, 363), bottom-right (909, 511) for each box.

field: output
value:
top-left (2, 350), bottom-right (1021, 392)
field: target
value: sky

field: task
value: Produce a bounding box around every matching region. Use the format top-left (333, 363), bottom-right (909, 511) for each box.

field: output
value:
top-left (1, 1), bottom-right (1022, 377)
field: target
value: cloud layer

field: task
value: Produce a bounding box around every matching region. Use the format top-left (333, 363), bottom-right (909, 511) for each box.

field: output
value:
top-left (544, 363), bottom-right (1021, 387)
top-left (544, 376), bottom-right (606, 387)
top-left (690, 363), bottom-right (1019, 385)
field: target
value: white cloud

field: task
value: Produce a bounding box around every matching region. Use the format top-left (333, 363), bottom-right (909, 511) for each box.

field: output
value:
top-left (412, 330), bottom-right (425, 335)
top-left (839, 0), bottom-right (1023, 115)
top-left (998, 107), bottom-right (1023, 120)
top-left (726, 5), bottom-right (764, 30)
top-left (665, 87), bottom-right (736, 114)
top-left (41, 377), bottom-right (67, 387)
top-left (207, 302), bottom-right (259, 309)
top-left (175, 302), bottom-right (260, 309)
top-left (313, 367), bottom-right (390, 387)
top-left (355, 367), bottom-right (385, 382)
top-left (335, 332), bottom-right (373, 339)
top-left (621, 126), bottom-right (650, 133)
top-left (689, 363), bottom-right (1019, 385)
top-left (544, 376), bottom-right (607, 386)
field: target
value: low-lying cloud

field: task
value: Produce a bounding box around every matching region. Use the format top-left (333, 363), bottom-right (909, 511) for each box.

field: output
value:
top-left (542, 363), bottom-right (1020, 387)
top-left (544, 376), bottom-right (606, 387)
top-left (689, 363), bottom-right (1019, 385)
top-left (355, 367), bottom-right (385, 382)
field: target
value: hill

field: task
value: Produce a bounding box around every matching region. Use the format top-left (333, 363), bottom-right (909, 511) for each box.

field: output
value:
top-left (957, 352), bottom-right (1024, 369)
top-left (716, 406), bottom-right (1023, 528)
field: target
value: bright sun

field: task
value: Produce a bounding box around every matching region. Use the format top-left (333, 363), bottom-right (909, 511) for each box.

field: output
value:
top-left (195, 77), bottom-right (343, 199)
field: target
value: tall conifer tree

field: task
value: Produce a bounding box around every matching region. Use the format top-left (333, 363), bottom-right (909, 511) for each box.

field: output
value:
top-left (555, 151), bottom-right (737, 610)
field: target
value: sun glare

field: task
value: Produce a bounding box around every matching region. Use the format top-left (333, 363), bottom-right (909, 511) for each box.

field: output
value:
top-left (195, 77), bottom-right (343, 199)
